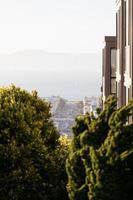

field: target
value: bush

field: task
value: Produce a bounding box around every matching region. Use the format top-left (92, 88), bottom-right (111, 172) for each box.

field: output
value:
top-left (66, 96), bottom-right (133, 200)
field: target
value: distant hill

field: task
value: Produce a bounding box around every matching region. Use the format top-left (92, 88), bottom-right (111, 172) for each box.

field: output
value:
top-left (0, 50), bottom-right (101, 99)
top-left (46, 96), bottom-right (83, 135)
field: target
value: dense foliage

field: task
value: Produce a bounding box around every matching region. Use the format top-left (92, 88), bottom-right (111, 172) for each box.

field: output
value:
top-left (66, 96), bottom-right (133, 200)
top-left (0, 85), bottom-right (69, 200)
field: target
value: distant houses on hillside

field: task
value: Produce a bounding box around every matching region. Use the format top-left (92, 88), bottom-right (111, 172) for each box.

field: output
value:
top-left (46, 96), bottom-right (100, 136)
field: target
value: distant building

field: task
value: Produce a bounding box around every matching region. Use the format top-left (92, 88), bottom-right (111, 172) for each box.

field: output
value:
top-left (83, 97), bottom-right (92, 115)
top-left (101, 36), bottom-right (117, 108)
top-left (83, 96), bottom-right (99, 116)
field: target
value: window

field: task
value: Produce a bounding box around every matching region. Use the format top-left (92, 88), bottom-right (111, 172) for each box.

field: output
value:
top-left (110, 48), bottom-right (117, 95)
top-left (111, 78), bottom-right (117, 94)
top-left (111, 49), bottom-right (116, 77)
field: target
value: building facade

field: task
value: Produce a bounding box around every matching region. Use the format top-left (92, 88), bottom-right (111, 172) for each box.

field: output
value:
top-left (102, 36), bottom-right (117, 108)
top-left (102, 1), bottom-right (133, 111)
top-left (116, 0), bottom-right (133, 107)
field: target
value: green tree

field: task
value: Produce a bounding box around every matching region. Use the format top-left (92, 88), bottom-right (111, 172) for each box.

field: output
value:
top-left (0, 85), bottom-right (69, 200)
top-left (66, 96), bottom-right (133, 200)
top-left (53, 135), bottom-right (71, 200)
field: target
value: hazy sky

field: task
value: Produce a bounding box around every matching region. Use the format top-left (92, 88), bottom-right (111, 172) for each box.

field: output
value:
top-left (0, 0), bottom-right (116, 54)
top-left (0, 0), bottom-right (116, 99)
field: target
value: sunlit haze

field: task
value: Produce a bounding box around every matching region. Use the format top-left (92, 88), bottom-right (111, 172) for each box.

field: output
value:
top-left (0, 0), bottom-right (116, 99)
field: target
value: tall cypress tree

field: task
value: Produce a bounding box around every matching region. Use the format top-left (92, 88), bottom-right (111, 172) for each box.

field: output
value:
top-left (66, 96), bottom-right (133, 200)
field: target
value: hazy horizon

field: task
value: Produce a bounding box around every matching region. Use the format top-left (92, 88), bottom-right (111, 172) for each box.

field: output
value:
top-left (0, 51), bottom-right (101, 100)
top-left (0, 0), bottom-right (115, 99)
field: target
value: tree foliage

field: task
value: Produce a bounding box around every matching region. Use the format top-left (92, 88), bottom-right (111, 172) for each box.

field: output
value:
top-left (0, 85), bottom-right (69, 200)
top-left (66, 96), bottom-right (133, 200)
